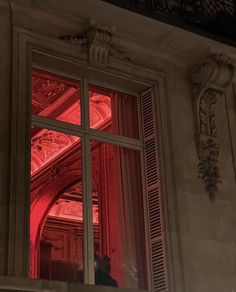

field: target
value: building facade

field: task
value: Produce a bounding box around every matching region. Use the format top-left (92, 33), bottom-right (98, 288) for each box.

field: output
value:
top-left (0, 0), bottom-right (236, 292)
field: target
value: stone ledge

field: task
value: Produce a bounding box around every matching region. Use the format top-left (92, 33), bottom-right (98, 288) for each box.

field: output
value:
top-left (0, 276), bottom-right (146, 292)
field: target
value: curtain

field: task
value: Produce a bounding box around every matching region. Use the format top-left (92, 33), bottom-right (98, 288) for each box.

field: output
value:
top-left (104, 92), bottom-right (146, 289)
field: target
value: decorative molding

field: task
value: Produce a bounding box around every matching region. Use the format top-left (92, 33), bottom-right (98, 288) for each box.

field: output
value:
top-left (60, 23), bottom-right (114, 65)
top-left (59, 33), bottom-right (87, 47)
top-left (191, 54), bottom-right (234, 199)
top-left (31, 131), bottom-right (71, 163)
top-left (32, 75), bottom-right (67, 115)
top-left (60, 22), bottom-right (132, 65)
top-left (50, 163), bottom-right (68, 181)
top-left (87, 24), bottom-right (114, 65)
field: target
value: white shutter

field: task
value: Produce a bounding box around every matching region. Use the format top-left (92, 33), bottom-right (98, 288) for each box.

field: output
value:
top-left (141, 88), bottom-right (169, 292)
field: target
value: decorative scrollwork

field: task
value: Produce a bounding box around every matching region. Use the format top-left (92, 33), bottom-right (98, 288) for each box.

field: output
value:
top-left (31, 131), bottom-right (71, 162)
top-left (198, 137), bottom-right (220, 200)
top-left (191, 54), bottom-right (234, 200)
top-left (60, 21), bottom-right (132, 65)
top-left (87, 24), bottom-right (114, 65)
top-left (60, 23), bottom-right (115, 65)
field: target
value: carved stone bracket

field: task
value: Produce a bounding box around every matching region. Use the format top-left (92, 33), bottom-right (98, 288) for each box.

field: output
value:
top-left (60, 23), bottom-right (116, 65)
top-left (87, 24), bottom-right (114, 65)
top-left (60, 21), bottom-right (132, 65)
top-left (191, 54), bottom-right (234, 199)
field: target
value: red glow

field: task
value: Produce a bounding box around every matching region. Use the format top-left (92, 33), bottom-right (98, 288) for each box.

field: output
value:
top-left (31, 71), bottom-right (111, 175)
top-left (30, 71), bottom-right (144, 288)
top-left (30, 71), bottom-right (113, 279)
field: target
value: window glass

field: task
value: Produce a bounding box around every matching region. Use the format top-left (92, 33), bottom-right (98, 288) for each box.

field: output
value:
top-left (89, 85), bottom-right (140, 139)
top-left (30, 127), bottom-right (83, 282)
top-left (91, 141), bottom-right (147, 289)
top-left (32, 70), bottom-right (81, 125)
top-left (29, 69), bottom-right (146, 286)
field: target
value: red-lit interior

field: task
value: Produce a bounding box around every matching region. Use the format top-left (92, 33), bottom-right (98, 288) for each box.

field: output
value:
top-left (31, 70), bottom-right (112, 175)
top-left (30, 70), bottom-right (145, 288)
top-left (30, 71), bottom-right (112, 278)
top-left (30, 70), bottom-right (119, 282)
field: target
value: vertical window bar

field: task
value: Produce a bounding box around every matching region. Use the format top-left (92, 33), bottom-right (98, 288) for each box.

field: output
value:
top-left (81, 77), bottom-right (90, 131)
top-left (82, 78), bottom-right (95, 284)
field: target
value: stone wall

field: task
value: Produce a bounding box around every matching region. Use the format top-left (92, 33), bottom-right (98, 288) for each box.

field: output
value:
top-left (0, 0), bottom-right (236, 291)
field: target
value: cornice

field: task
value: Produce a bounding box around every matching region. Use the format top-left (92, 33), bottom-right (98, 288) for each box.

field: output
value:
top-left (9, 0), bottom-right (85, 37)
top-left (8, 0), bottom-right (236, 70)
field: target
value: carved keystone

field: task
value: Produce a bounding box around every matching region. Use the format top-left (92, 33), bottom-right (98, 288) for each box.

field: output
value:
top-left (191, 54), bottom-right (234, 200)
top-left (87, 24), bottom-right (114, 65)
top-left (60, 23), bottom-right (115, 66)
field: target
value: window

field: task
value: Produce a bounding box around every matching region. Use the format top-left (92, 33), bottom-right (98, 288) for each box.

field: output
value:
top-left (30, 69), bottom-right (148, 289)
top-left (8, 35), bottom-right (170, 291)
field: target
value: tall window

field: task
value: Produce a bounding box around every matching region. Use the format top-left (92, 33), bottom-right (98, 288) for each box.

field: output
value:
top-left (30, 69), bottom-right (147, 289)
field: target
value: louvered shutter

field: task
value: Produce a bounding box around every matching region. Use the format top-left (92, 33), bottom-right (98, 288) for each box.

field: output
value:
top-left (141, 88), bottom-right (169, 292)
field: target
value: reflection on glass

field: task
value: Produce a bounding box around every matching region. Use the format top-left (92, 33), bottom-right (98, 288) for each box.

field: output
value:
top-left (91, 141), bottom-right (147, 289)
top-left (32, 70), bottom-right (81, 125)
top-left (89, 85), bottom-right (139, 139)
top-left (30, 127), bottom-right (83, 282)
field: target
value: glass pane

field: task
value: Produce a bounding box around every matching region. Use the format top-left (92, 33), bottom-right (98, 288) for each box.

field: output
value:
top-left (91, 141), bottom-right (147, 289)
top-left (30, 127), bottom-right (83, 283)
top-left (32, 70), bottom-right (81, 125)
top-left (89, 85), bottom-right (139, 139)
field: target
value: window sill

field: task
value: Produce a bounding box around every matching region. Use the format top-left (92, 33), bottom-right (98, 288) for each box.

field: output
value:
top-left (0, 276), bottom-right (148, 292)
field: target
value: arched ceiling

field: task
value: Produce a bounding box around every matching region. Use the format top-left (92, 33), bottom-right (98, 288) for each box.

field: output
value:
top-left (31, 71), bottom-right (111, 174)
top-left (47, 181), bottom-right (99, 223)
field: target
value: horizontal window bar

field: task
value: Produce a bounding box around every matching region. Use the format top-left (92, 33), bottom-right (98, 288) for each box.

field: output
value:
top-left (32, 115), bottom-right (143, 149)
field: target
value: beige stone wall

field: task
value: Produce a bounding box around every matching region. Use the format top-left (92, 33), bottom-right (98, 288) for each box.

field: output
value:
top-left (0, 0), bottom-right (236, 291)
top-left (166, 60), bottom-right (236, 292)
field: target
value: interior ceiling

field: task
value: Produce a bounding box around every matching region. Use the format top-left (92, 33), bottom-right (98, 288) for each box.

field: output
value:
top-left (31, 71), bottom-right (112, 175)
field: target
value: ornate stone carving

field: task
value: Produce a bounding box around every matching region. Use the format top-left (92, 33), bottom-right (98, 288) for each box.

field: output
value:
top-left (87, 24), bottom-right (114, 65)
top-left (59, 21), bottom-right (134, 65)
top-left (32, 75), bottom-right (67, 115)
top-left (191, 54), bottom-right (234, 199)
top-left (61, 24), bottom-right (114, 65)
top-left (31, 131), bottom-right (71, 162)
top-left (50, 163), bottom-right (68, 181)
top-left (59, 33), bottom-right (87, 47)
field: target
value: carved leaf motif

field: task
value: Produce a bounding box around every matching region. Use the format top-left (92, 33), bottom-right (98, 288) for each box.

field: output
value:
top-left (32, 76), bottom-right (67, 115)
top-left (198, 137), bottom-right (220, 200)
top-left (31, 131), bottom-right (71, 162)
top-left (209, 91), bottom-right (219, 138)
top-left (199, 95), bottom-right (207, 136)
top-left (191, 54), bottom-right (234, 199)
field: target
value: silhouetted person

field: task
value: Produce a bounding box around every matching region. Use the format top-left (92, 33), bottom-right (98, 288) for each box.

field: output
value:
top-left (77, 254), bottom-right (118, 287)
top-left (95, 255), bottom-right (118, 287)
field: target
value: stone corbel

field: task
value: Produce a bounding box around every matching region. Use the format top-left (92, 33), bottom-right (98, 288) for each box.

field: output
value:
top-left (87, 24), bottom-right (114, 65)
top-left (60, 22), bottom-right (115, 66)
top-left (191, 54), bottom-right (234, 199)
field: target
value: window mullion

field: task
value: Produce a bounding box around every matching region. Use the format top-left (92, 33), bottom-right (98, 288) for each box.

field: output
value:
top-left (31, 115), bottom-right (84, 137)
top-left (82, 134), bottom-right (94, 284)
top-left (81, 77), bottom-right (90, 131)
top-left (87, 128), bottom-right (143, 150)
top-left (82, 78), bottom-right (94, 284)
